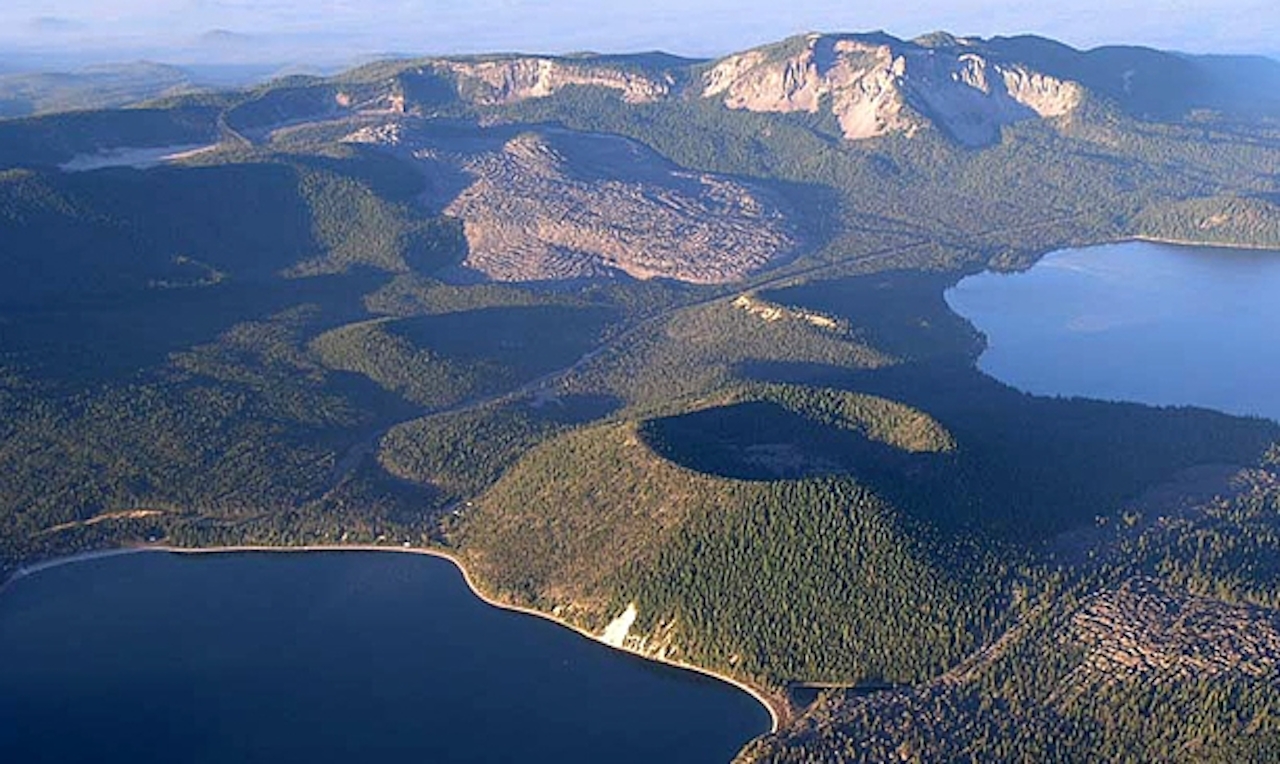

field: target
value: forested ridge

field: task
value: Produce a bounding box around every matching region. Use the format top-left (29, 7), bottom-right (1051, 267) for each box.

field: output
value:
top-left (2, 36), bottom-right (1280, 762)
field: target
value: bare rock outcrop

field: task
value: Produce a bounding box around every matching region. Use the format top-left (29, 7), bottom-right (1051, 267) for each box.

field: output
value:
top-left (436, 57), bottom-right (672, 105)
top-left (702, 33), bottom-right (1083, 146)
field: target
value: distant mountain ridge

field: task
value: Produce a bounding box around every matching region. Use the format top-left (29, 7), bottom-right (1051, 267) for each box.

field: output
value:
top-left (0, 62), bottom-right (195, 118)
top-left (319, 31), bottom-right (1280, 146)
top-left (980, 34), bottom-right (1280, 119)
top-left (3, 30), bottom-right (1277, 149)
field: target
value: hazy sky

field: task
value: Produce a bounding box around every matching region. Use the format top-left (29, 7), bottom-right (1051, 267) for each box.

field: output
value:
top-left (2, 0), bottom-right (1276, 69)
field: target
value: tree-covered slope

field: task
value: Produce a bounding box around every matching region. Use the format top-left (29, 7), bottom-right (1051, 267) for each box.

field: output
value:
top-left (311, 304), bottom-right (619, 409)
top-left (741, 472), bottom-right (1280, 763)
top-left (454, 401), bottom-right (995, 689)
top-left (0, 63), bottom-right (198, 119)
top-left (0, 150), bottom-right (464, 305)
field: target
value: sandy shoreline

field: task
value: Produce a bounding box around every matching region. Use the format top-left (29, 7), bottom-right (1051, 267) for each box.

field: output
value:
top-left (0, 547), bottom-right (147, 595)
top-left (1124, 235), bottom-right (1280, 252)
top-left (0, 542), bottom-right (783, 732)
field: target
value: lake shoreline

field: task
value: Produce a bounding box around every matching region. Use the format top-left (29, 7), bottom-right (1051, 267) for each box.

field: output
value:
top-left (1126, 235), bottom-right (1280, 252)
top-left (949, 238), bottom-right (1280, 426)
top-left (0, 542), bottom-right (783, 733)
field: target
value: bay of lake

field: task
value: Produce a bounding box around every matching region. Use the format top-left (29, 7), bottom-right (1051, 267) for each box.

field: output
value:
top-left (0, 551), bottom-right (769, 763)
top-left (945, 240), bottom-right (1280, 423)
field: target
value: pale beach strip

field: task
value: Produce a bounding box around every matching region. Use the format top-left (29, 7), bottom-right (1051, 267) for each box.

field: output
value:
top-left (0, 542), bottom-right (784, 732)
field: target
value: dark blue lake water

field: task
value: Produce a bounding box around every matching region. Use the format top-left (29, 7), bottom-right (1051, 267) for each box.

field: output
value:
top-left (945, 241), bottom-right (1280, 423)
top-left (0, 551), bottom-right (769, 763)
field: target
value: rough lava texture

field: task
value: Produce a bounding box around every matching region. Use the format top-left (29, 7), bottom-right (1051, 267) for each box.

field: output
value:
top-left (738, 576), bottom-right (1280, 763)
top-left (347, 121), bottom-right (798, 284)
top-left (1067, 577), bottom-right (1280, 687)
top-left (445, 131), bottom-right (797, 283)
top-left (702, 33), bottom-right (1083, 146)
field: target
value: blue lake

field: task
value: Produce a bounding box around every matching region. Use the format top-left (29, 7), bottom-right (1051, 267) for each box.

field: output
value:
top-left (0, 551), bottom-right (769, 763)
top-left (945, 241), bottom-right (1280, 423)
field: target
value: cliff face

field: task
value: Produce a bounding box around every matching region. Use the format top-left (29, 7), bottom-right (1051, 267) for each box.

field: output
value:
top-left (701, 33), bottom-right (1083, 146)
top-left (702, 36), bottom-right (918, 140)
top-left (436, 57), bottom-right (673, 105)
top-left (223, 31), bottom-right (1276, 153)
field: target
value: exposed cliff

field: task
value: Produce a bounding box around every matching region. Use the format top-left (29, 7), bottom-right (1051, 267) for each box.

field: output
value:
top-left (701, 32), bottom-right (1083, 146)
top-left (232, 33), bottom-right (1277, 151)
top-left (435, 56), bottom-right (674, 105)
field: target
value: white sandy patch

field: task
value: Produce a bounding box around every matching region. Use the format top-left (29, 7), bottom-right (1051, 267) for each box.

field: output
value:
top-left (600, 603), bottom-right (638, 648)
top-left (35, 509), bottom-right (166, 537)
top-left (59, 144), bottom-right (219, 172)
top-left (734, 294), bottom-right (842, 329)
